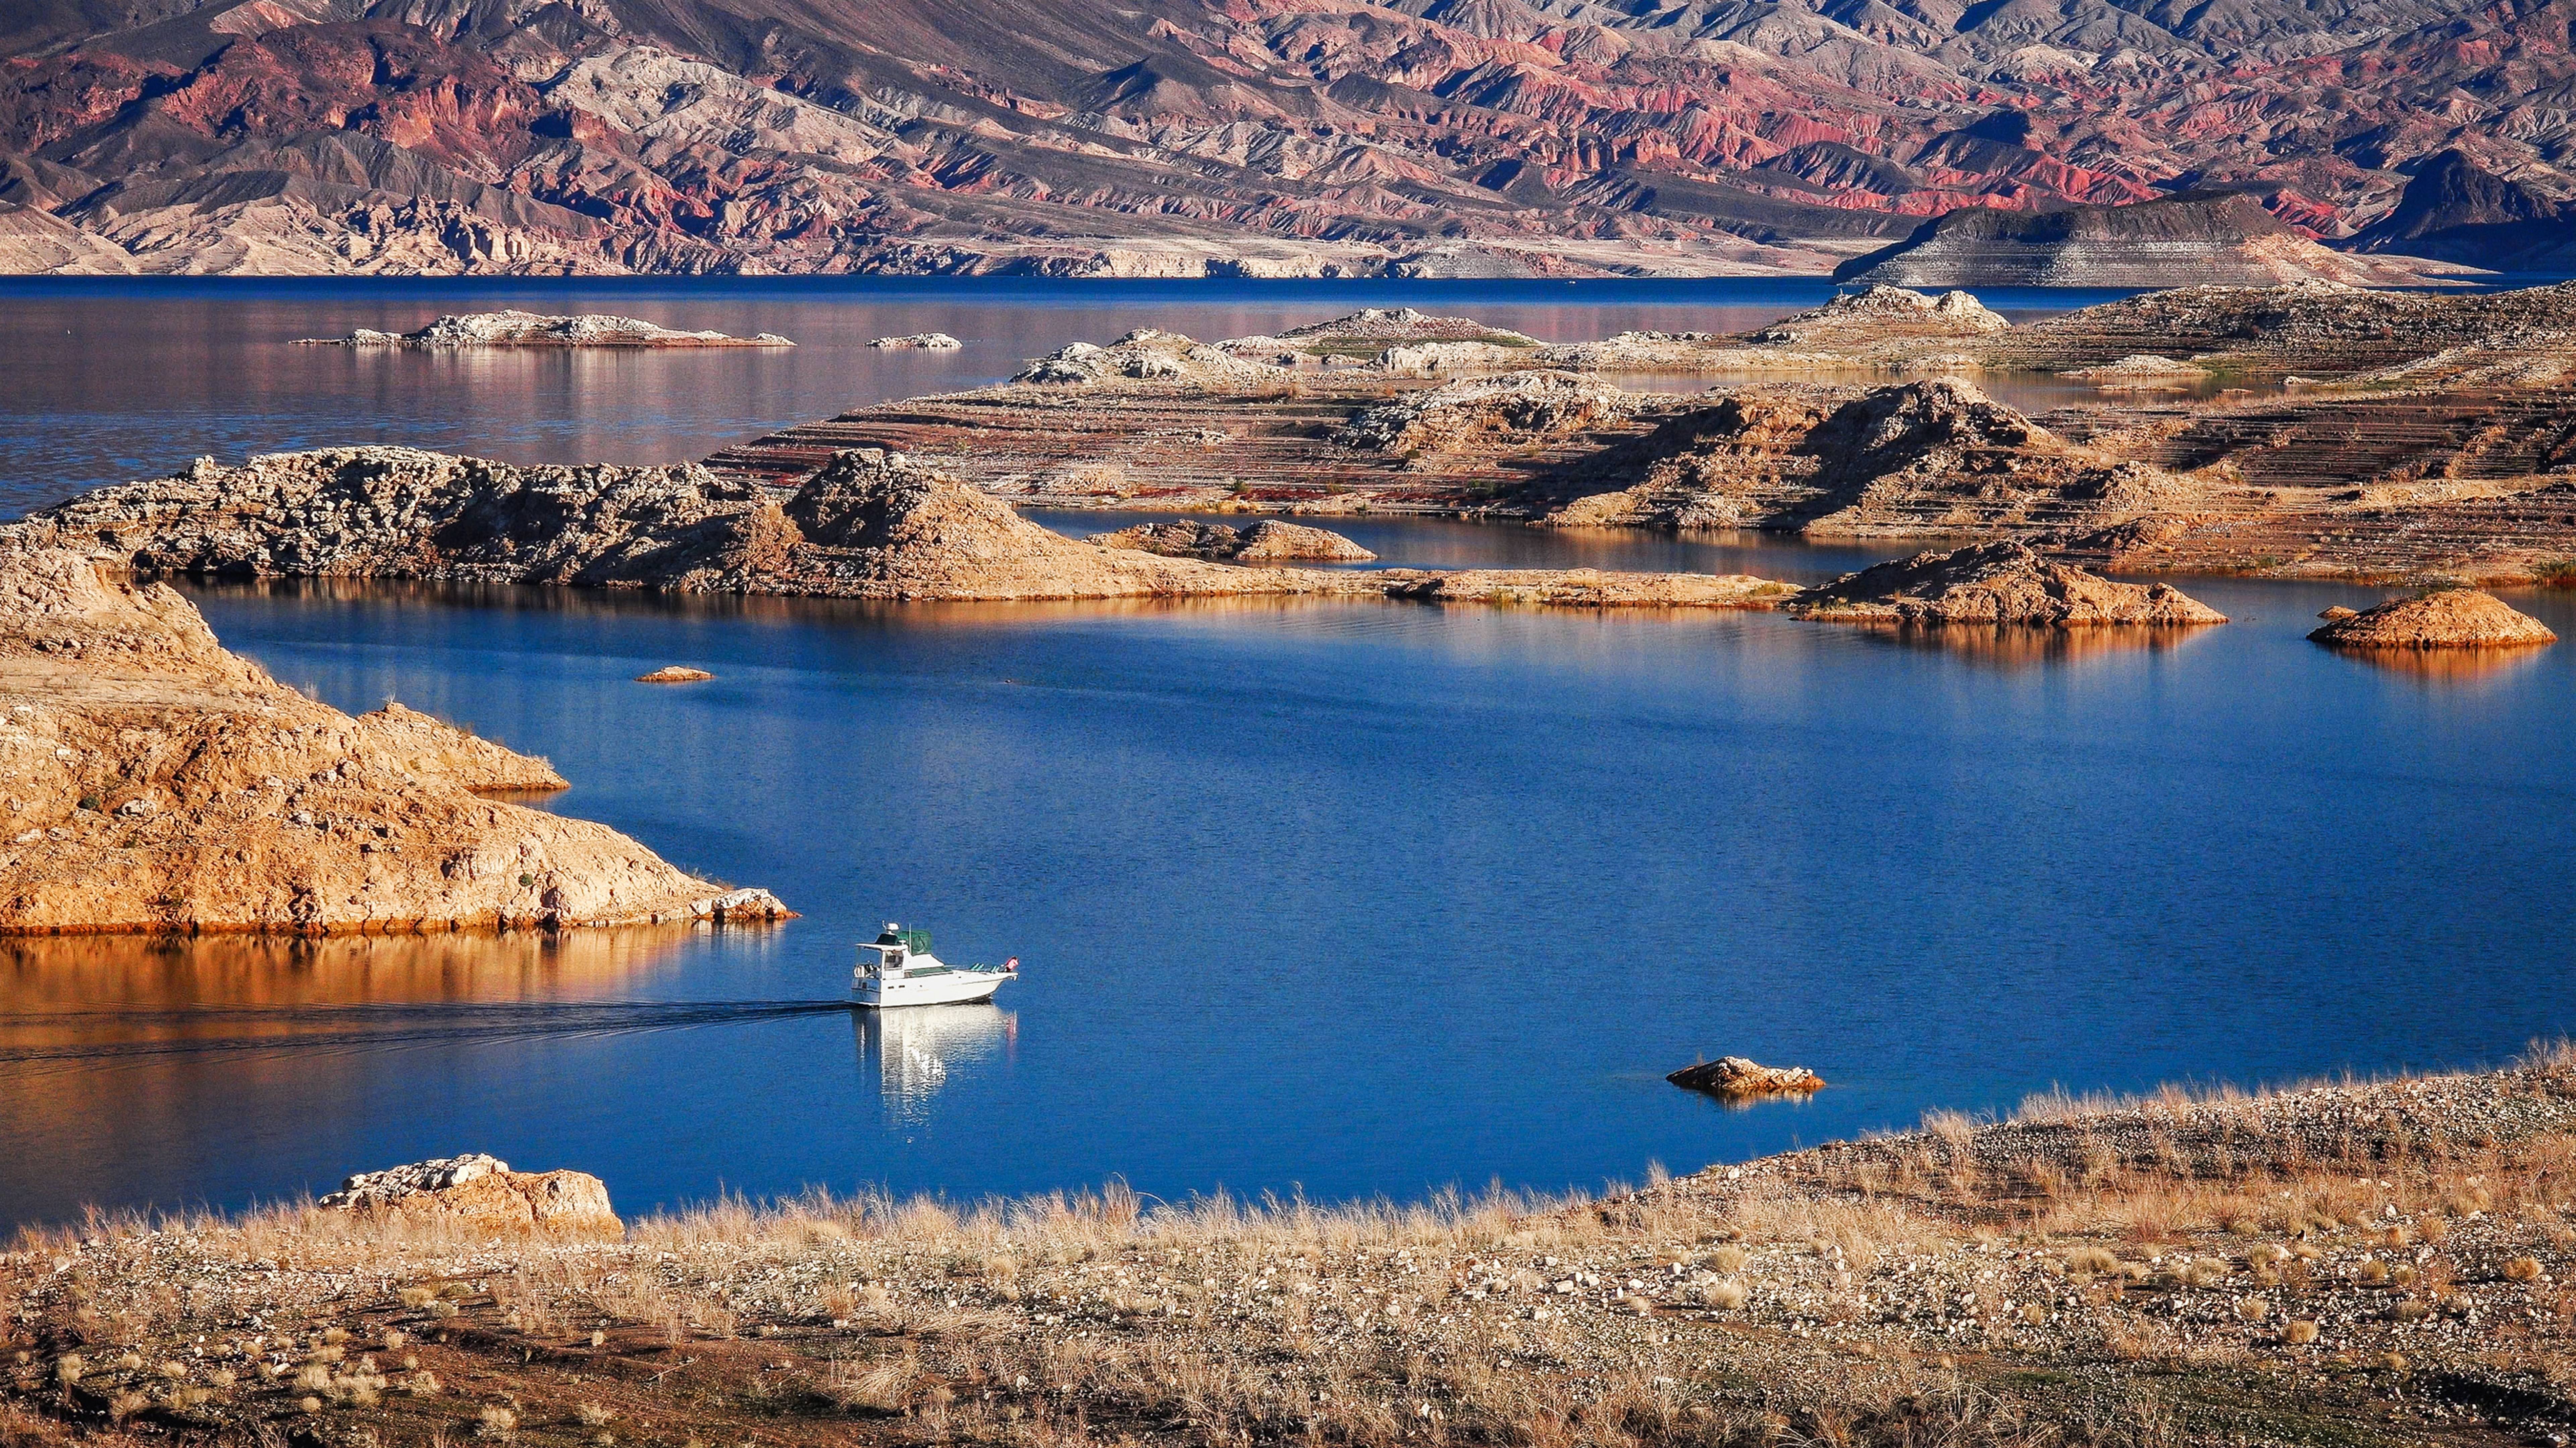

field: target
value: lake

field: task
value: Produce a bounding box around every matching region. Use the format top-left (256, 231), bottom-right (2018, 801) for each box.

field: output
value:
top-left (0, 279), bottom-right (2568, 1234)
top-left (0, 275), bottom-right (2156, 518)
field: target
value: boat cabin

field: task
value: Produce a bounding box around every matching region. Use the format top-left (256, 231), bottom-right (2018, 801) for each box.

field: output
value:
top-left (862, 924), bottom-right (945, 978)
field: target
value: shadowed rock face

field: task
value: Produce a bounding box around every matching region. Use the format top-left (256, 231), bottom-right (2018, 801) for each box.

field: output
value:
top-left (1833, 193), bottom-right (2456, 288)
top-left (2308, 589), bottom-right (2558, 649)
top-left (1785, 541), bottom-right (2228, 625)
top-left (2348, 152), bottom-right (2576, 273)
top-left (0, 541), bottom-right (791, 934)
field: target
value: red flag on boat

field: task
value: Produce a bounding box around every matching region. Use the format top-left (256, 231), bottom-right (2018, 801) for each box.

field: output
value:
top-left (1006, 957), bottom-right (1020, 973)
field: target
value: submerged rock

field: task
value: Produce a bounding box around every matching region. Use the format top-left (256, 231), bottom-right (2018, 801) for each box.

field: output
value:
top-left (1668, 1057), bottom-right (1825, 1096)
top-left (1787, 541), bottom-right (2227, 627)
top-left (2308, 588), bottom-right (2556, 649)
top-left (303, 311), bottom-right (792, 348)
top-left (321, 1154), bottom-right (622, 1239)
top-left (1095, 519), bottom-right (1375, 563)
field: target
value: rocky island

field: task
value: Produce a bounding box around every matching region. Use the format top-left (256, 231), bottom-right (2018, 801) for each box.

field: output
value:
top-left (300, 312), bottom-right (793, 348)
top-left (2308, 588), bottom-right (2559, 649)
top-left (705, 285), bottom-right (2576, 586)
top-left (10, 1052), bottom-right (2576, 1444)
top-left (13, 444), bottom-right (2226, 629)
top-left (0, 540), bottom-right (789, 934)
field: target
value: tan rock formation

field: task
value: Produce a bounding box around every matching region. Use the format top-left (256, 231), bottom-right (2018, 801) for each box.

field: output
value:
top-left (1336, 372), bottom-right (1646, 459)
top-left (1379, 569), bottom-right (1795, 608)
top-left (0, 542), bottom-right (791, 934)
top-left (320, 1154), bottom-right (622, 1240)
top-left (1786, 542), bottom-right (2227, 626)
top-left (1095, 520), bottom-right (1375, 563)
top-left (1543, 380), bottom-right (2199, 538)
top-left (21, 445), bottom-right (1810, 610)
top-left (1667, 1056), bottom-right (1825, 1096)
top-left (2307, 589), bottom-right (2557, 649)
top-left (867, 334), bottom-right (963, 350)
top-left (636, 666), bottom-right (715, 682)
top-left (359, 701), bottom-right (568, 791)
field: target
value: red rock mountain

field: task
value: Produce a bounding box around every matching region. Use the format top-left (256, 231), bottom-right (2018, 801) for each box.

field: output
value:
top-left (0, 0), bottom-right (2568, 274)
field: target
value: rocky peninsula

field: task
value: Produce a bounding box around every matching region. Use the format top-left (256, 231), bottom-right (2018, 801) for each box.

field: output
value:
top-left (0, 541), bottom-right (789, 934)
top-left (299, 312), bottom-right (793, 348)
top-left (15, 446), bottom-right (2230, 629)
top-left (10, 1053), bottom-right (2576, 1445)
top-left (706, 285), bottom-right (2576, 586)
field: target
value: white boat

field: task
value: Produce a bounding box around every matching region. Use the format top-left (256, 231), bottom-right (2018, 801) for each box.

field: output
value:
top-left (853, 924), bottom-right (1017, 1008)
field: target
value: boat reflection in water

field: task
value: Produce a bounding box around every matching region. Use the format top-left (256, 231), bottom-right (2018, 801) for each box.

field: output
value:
top-left (855, 1004), bottom-right (1016, 1123)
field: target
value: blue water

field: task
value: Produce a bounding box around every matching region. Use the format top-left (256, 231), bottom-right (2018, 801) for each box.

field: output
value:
top-left (3, 278), bottom-right (2572, 1233)
top-left (3, 552), bottom-right (2569, 1230)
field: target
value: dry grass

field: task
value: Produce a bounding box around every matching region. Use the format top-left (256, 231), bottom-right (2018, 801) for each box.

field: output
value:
top-left (16, 1055), bottom-right (2576, 1447)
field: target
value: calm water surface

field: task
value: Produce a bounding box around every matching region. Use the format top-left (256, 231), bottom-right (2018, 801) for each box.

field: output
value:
top-left (1, 555), bottom-right (2570, 1229)
top-left (2, 280), bottom-right (2570, 1232)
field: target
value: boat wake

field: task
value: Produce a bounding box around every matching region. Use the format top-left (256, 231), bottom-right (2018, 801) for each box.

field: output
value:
top-left (0, 1000), bottom-right (856, 1075)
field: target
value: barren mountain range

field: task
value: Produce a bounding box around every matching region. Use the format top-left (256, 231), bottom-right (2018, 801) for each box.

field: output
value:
top-left (0, 0), bottom-right (2568, 275)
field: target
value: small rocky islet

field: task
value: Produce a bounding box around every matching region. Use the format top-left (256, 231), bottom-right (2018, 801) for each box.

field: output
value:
top-left (299, 311), bottom-right (794, 349)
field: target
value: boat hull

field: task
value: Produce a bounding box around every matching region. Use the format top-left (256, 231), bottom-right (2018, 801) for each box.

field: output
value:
top-left (855, 970), bottom-right (1010, 1008)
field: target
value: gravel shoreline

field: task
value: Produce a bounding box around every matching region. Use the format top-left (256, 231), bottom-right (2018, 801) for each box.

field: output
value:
top-left (10, 1055), bottom-right (2576, 1446)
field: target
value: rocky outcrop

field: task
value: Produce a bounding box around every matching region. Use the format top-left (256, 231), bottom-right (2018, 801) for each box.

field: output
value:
top-left (0, 541), bottom-right (793, 934)
top-left (359, 701), bottom-right (567, 792)
top-left (23, 445), bottom-right (1812, 608)
top-left (2307, 589), bottom-right (2557, 649)
top-left (1667, 1057), bottom-right (1825, 1096)
top-left (1337, 373), bottom-right (1645, 458)
top-left (1834, 193), bottom-right (2467, 288)
top-left (1379, 569), bottom-right (1794, 608)
top-left (1785, 542), bottom-right (2227, 626)
top-left (1543, 380), bottom-right (2200, 538)
top-left (1750, 287), bottom-right (2008, 350)
top-left (300, 312), bottom-right (792, 348)
top-left (636, 666), bottom-right (714, 683)
top-left (869, 334), bottom-right (963, 350)
top-left (2058, 355), bottom-right (2209, 389)
top-left (320, 1154), bottom-right (622, 1239)
top-left (1015, 331), bottom-right (1289, 389)
top-left (1095, 520), bottom-right (1375, 563)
